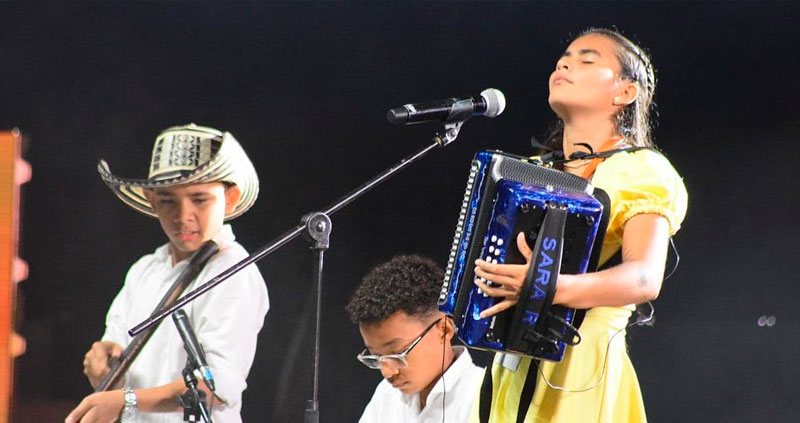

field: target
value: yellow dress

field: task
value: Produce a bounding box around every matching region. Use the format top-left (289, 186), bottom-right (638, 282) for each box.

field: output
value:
top-left (470, 149), bottom-right (689, 423)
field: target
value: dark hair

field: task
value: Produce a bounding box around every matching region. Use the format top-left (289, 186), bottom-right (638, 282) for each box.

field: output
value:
top-left (545, 27), bottom-right (657, 150)
top-left (346, 255), bottom-right (444, 325)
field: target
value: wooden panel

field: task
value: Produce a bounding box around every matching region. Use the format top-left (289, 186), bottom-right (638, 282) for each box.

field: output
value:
top-left (0, 130), bottom-right (28, 423)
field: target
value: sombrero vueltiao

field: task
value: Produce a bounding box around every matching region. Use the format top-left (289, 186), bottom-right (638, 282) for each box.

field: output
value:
top-left (98, 123), bottom-right (259, 221)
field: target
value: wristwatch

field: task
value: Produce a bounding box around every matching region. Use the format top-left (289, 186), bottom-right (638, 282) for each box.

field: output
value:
top-left (121, 386), bottom-right (138, 422)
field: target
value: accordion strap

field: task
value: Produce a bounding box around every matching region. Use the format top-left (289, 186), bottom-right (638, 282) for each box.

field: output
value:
top-left (516, 359), bottom-right (539, 423)
top-left (509, 203), bottom-right (567, 355)
top-left (478, 356), bottom-right (540, 423)
top-left (478, 364), bottom-right (493, 423)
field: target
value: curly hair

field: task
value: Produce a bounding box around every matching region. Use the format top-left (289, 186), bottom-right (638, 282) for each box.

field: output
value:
top-left (346, 255), bottom-right (444, 325)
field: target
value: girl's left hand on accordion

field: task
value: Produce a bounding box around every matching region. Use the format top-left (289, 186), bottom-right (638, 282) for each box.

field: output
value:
top-left (474, 232), bottom-right (532, 319)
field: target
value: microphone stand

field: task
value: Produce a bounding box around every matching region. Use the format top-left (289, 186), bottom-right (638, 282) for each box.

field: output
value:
top-left (178, 357), bottom-right (213, 423)
top-left (302, 212), bottom-right (330, 423)
top-left (129, 120), bottom-right (467, 423)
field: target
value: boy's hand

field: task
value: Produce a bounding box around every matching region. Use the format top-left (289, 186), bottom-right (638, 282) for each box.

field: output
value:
top-left (65, 390), bottom-right (124, 423)
top-left (83, 341), bottom-right (123, 388)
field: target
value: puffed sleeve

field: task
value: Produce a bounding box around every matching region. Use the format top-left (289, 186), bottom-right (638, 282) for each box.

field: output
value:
top-left (593, 149), bottom-right (689, 244)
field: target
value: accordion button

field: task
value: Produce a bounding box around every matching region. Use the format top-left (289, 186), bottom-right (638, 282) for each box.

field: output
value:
top-left (497, 238), bottom-right (504, 246)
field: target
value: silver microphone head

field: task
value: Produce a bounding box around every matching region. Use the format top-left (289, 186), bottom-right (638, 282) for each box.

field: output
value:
top-left (480, 88), bottom-right (506, 118)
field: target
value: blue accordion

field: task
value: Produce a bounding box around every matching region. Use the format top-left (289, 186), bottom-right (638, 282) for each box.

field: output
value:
top-left (438, 150), bottom-right (610, 361)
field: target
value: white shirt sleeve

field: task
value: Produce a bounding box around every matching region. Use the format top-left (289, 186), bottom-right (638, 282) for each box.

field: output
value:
top-left (101, 257), bottom-right (148, 348)
top-left (184, 244), bottom-right (269, 408)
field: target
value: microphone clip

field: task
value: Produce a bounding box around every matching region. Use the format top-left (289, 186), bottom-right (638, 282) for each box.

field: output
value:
top-left (433, 120), bottom-right (464, 147)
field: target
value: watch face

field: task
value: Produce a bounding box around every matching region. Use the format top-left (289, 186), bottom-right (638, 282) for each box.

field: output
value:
top-left (121, 406), bottom-right (138, 422)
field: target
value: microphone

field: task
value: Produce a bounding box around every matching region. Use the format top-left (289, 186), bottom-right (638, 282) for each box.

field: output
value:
top-left (172, 309), bottom-right (216, 392)
top-left (387, 88), bottom-right (506, 125)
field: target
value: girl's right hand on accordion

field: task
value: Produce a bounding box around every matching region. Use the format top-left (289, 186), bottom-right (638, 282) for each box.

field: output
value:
top-left (474, 232), bottom-right (533, 318)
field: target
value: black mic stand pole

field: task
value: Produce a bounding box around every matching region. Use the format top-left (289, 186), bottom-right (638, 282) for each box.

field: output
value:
top-left (301, 212), bottom-right (330, 423)
top-left (129, 121), bottom-right (467, 423)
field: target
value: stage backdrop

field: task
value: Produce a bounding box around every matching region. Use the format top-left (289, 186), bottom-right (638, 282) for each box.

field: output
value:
top-left (1, 2), bottom-right (798, 422)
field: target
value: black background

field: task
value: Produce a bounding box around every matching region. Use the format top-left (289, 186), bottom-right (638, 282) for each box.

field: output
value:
top-left (2, 2), bottom-right (798, 422)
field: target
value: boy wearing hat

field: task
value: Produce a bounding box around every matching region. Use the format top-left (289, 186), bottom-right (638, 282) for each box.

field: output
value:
top-left (66, 124), bottom-right (269, 423)
top-left (346, 255), bottom-right (484, 423)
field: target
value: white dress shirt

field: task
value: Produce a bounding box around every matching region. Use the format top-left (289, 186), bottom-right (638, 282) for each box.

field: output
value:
top-left (358, 346), bottom-right (484, 423)
top-left (102, 225), bottom-right (269, 423)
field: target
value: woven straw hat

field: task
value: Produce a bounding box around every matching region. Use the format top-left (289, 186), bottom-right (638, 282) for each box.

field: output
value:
top-left (98, 123), bottom-right (259, 221)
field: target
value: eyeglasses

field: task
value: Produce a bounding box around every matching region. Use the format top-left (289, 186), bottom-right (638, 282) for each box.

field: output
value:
top-left (357, 318), bottom-right (442, 370)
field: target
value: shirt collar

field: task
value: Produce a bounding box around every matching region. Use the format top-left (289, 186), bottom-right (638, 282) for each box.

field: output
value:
top-left (426, 345), bottom-right (473, 396)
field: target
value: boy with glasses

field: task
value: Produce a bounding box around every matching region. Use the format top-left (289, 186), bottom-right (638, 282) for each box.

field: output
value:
top-left (346, 255), bottom-right (484, 423)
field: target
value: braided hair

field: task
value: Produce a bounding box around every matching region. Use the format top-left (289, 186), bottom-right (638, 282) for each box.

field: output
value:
top-left (546, 28), bottom-right (657, 150)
